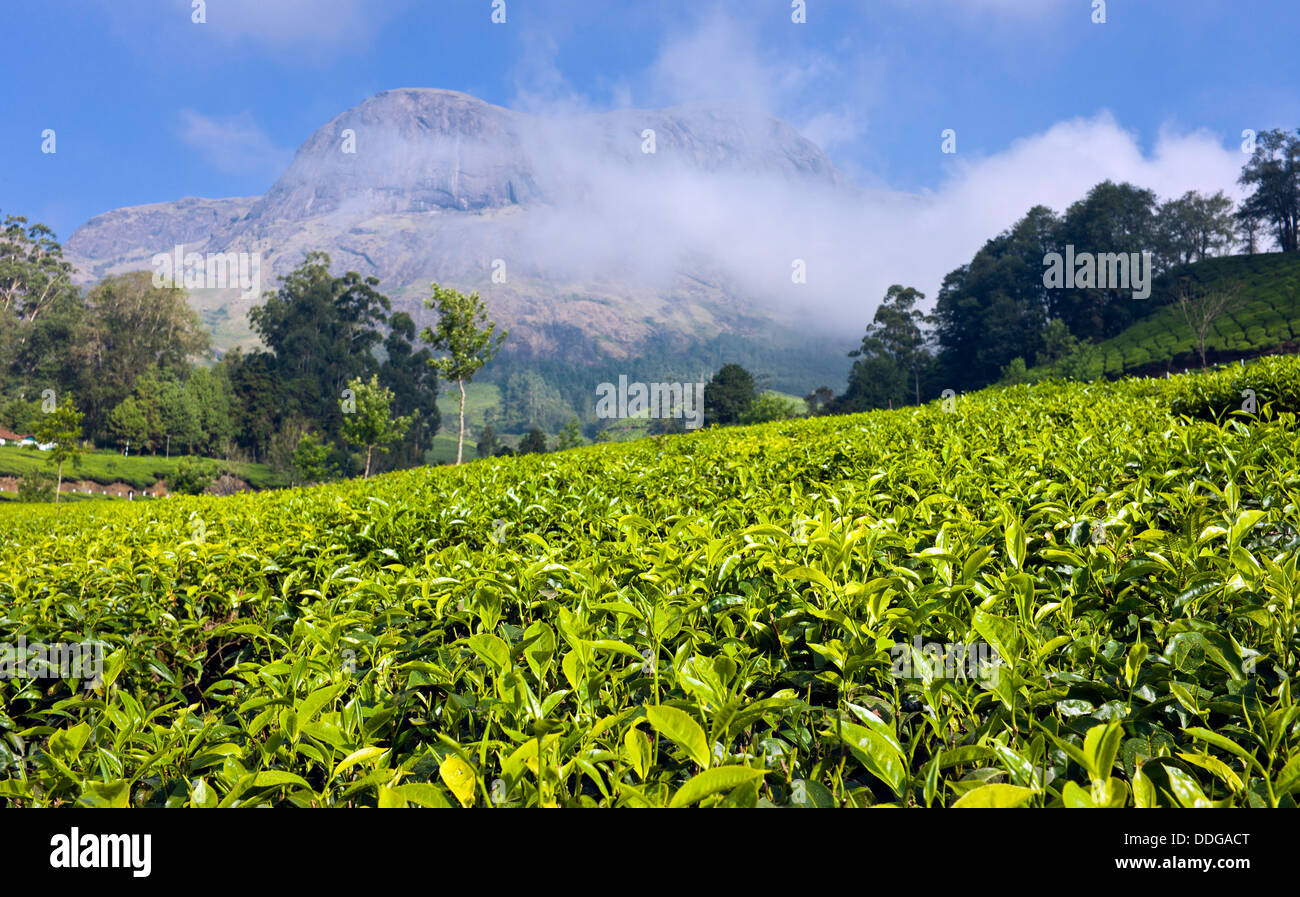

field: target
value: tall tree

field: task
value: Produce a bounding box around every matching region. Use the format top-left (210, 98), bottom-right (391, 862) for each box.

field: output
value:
top-left (421, 283), bottom-right (507, 465)
top-left (476, 423), bottom-right (501, 459)
top-left (75, 271), bottom-right (210, 439)
top-left (517, 427), bottom-right (548, 455)
top-left (933, 205), bottom-right (1058, 390)
top-left (378, 311), bottom-right (440, 466)
top-left (1053, 181), bottom-right (1160, 340)
top-left (107, 395), bottom-right (147, 455)
top-left (0, 214), bottom-right (85, 409)
top-left (854, 284), bottom-right (932, 406)
top-left (1159, 190), bottom-right (1237, 266)
top-left (1238, 129), bottom-right (1300, 253)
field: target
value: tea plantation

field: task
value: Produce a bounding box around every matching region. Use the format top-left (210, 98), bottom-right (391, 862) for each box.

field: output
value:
top-left (1, 358), bottom-right (1298, 807)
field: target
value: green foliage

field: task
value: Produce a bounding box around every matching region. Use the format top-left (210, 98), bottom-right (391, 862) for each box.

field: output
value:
top-left (2, 358), bottom-right (1299, 807)
top-left (475, 424), bottom-right (501, 460)
top-left (340, 375), bottom-right (412, 478)
top-left (422, 282), bottom-right (507, 465)
top-left (703, 363), bottom-right (756, 425)
top-left (15, 469), bottom-right (53, 502)
top-left (517, 427), bottom-right (548, 455)
top-left (740, 392), bottom-right (798, 424)
top-left (1035, 253), bottom-right (1300, 380)
top-left (554, 417), bottom-right (584, 451)
top-left (1164, 354), bottom-right (1300, 419)
top-left (998, 357), bottom-right (1029, 386)
top-left (290, 433), bottom-right (335, 486)
top-left (31, 396), bottom-right (84, 503)
top-left (1237, 128), bottom-right (1300, 253)
top-left (168, 456), bottom-right (218, 496)
top-left (0, 444), bottom-right (281, 491)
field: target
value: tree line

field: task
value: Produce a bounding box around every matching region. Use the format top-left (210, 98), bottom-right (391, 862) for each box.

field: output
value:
top-left (828, 127), bottom-right (1300, 413)
top-left (0, 230), bottom-right (480, 481)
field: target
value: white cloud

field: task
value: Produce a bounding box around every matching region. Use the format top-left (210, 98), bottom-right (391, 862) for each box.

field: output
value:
top-left (493, 13), bottom-right (1247, 330)
top-left (176, 109), bottom-right (290, 178)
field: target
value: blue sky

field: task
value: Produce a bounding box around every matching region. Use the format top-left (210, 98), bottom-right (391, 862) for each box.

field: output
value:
top-left (4, 0), bottom-right (1298, 248)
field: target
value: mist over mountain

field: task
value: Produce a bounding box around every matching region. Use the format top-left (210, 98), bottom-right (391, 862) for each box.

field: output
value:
top-left (65, 88), bottom-right (862, 389)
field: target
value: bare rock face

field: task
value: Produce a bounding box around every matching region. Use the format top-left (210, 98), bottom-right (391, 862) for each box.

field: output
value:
top-left (67, 196), bottom-right (258, 283)
top-left (247, 89), bottom-right (543, 222)
top-left (64, 88), bottom-right (852, 364)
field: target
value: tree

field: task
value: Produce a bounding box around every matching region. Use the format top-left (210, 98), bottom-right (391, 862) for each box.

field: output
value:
top-left (1054, 181), bottom-right (1160, 340)
top-left (863, 285), bottom-right (932, 404)
top-left (187, 366), bottom-right (236, 458)
top-left (554, 417), bottom-right (583, 451)
top-left (291, 432), bottom-right (335, 486)
top-left (1237, 129), bottom-right (1300, 253)
top-left (169, 456), bottom-right (218, 496)
top-left (0, 214), bottom-right (84, 401)
top-left (247, 253), bottom-right (391, 442)
top-left (31, 396), bottom-right (84, 504)
top-left (517, 428), bottom-right (548, 455)
top-left (0, 215), bottom-right (75, 330)
top-left (933, 205), bottom-right (1058, 390)
top-left (17, 470), bottom-right (54, 502)
top-left (378, 311), bottom-right (440, 466)
top-left (476, 423), bottom-right (501, 459)
top-left (107, 395), bottom-right (147, 454)
top-left (1035, 318), bottom-right (1082, 369)
top-left (703, 363), bottom-right (756, 426)
top-left (1175, 281), bottom-right (1243, 369)
top-left (740, 393), bottom-right (798, 424)
top-left (1236, 208), bottom-right (1263, 255)
top-left (999, 357), bottom-right (1029, 385)
top-left (340, 375), bottom-right (412, 478)
top-left (421, 283), bottom-right (507, 465)
top-left (803, 386), bottom-right (834, 416)
top-left (1159, 190), bottom-right (1236, 266)
top-left (74, 272), bottom-right (210, 439)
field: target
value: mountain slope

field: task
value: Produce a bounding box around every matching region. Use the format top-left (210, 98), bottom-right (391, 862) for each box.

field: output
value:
top-left (64, 89), bottom-right (857, 388)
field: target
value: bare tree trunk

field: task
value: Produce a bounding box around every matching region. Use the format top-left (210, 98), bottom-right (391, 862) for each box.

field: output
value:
top-left (364, 444), bottom-right (373, 478)
top-left (456, 377), bottom-right (467, 465)
top-left (55, 459), bottom-right (63, 505)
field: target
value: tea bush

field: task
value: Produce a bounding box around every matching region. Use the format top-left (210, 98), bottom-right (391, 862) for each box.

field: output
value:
top-left (1, 360), bottom-right (1298, 807)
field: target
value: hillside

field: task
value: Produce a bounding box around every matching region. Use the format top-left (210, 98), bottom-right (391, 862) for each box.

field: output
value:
top-left (2, 357), bottom-right (1297, 807)
top-left (1044, 252), bottom-right (1300, 379)
top-left (0, 445), bottom-right (284, 493)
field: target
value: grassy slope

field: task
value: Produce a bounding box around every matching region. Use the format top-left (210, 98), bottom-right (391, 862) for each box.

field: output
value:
top-left (1040, 252), bottom-right (1300, 379)
top-left (0, 445), bottom-right (283, 491)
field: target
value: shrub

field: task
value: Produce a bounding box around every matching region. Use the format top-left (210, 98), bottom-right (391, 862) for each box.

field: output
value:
top-left (168, 456), bottom-right (219, 495)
